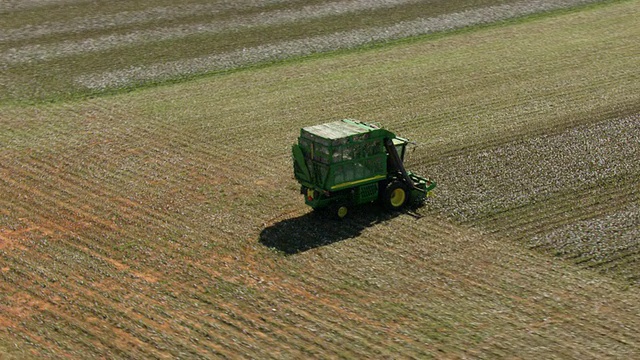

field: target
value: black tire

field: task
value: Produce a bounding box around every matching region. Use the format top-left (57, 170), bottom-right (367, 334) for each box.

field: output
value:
top-left (335, 205), bottom-right (348, 219)
top-left (383, 181), bottom-right (408, 211)
top-left (328, 204), bottom-right (348, 220)
top-left (313, 205), bottom-right (348, 219)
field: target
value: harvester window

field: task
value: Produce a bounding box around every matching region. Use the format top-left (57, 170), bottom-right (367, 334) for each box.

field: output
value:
top-left (392, 138), bottom-right (407, 161)
top-left (361, 140), bottom-right (379, 157)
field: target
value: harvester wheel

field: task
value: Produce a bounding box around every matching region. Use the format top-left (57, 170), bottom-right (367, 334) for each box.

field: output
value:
top-left (314, 205), bottom-right (348, 219)
top-left (383, 181), bottom-right (408, 211)
top-left (336, 206), bottom-right (348, 219)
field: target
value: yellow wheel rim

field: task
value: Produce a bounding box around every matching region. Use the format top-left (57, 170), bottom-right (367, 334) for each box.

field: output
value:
top-left (337, 206), bottom-right (348, 218)
top-left (390, 188), bottom-right (406, 207)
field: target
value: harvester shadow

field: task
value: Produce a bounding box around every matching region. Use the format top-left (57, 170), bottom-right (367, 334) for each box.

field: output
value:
top-left (260, 204), bottom-right (421, 254)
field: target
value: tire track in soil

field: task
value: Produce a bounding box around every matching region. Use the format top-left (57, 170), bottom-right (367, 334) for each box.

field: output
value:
top-left (0, 196), bottom-right (166, 292)
top-left (10, 153), bottom-right (191, 235)
top-left (179, 286), bottom-right (359, 358)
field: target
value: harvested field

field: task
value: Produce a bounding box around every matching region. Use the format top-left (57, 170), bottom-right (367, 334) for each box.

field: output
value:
top-left (1, 0), bottom-right (640, 358)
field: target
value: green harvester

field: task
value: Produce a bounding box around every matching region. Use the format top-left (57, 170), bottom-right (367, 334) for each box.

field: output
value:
top-left (292, 119), bottom-right (436, 218)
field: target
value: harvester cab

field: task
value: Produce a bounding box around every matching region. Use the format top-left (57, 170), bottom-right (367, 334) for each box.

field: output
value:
top-left (292, 119), bottom-right (435, 219)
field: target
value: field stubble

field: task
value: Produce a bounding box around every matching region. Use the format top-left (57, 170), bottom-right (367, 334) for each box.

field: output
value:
top-left (422, 114), bottom-right (640, 282)
top-left (1, 0), bottom-right (640, 358)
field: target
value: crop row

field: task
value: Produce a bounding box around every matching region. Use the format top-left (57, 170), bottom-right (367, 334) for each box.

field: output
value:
top-left (2, 89), bottom-right (639, 358)
top-left (2, 1), bottom-right (640, 357)
top-left (418, 114), bottom-right (640, 282)
top-left (0, 0), bottom-right (603, 102)
top-left (425, 114), bottom-right (640, 222)
top-left (72, 0), bottom-right (602, 91)
top-left (2, 0), bottom-right (426, 64)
